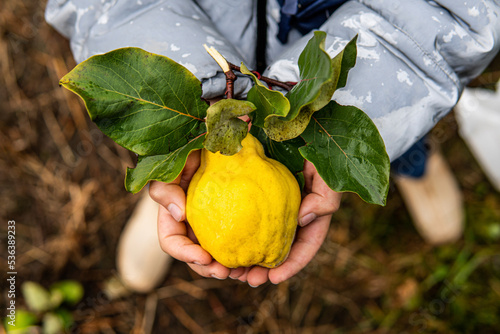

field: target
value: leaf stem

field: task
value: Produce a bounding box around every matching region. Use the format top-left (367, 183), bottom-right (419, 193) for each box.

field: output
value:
top-left (228, 63), bottom-right (295, 91)
top-left (204, 45), bottom-right (296, 97)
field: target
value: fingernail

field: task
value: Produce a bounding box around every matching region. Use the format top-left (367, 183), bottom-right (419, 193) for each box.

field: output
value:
top-left (299, 213), bottom-right (317, 227)
top-left (211, 274), bottom-right (224, 280)
top-left (248, 283), bottom-right (259, 288)
top-left (193, 261), bottom-right (202, 266)
top-left (167, 203), bottom-right (183, 222)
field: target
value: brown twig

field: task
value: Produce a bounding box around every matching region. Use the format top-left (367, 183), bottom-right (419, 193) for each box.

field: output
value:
top-left (228, 63), bottom-right (295, 91)
top-left (224, 69), bottom-right (237, 99)
top-left (204, 45), bottom-right (295, 97)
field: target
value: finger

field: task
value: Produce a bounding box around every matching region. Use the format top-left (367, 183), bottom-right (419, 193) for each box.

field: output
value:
top-left (178, 150), bottom-right (201, 191)
top-left (157, 205), bottom-right (212, 265)
top-left (298, 191), bottom-right (341, 227)
top-left (149, 150), bottom-right (200, 221)
top-left (187, 261), bottom-right (231, 280)
top-left (299, 161), bottom-right (342, 226)
top-left (150, 181), bottom-right (186, 222)
top-left (229, 267), bottom-right (246, 280)
top-left (268, 215), bottom-right (331, 284)
top-left (236, 267), bottom-right (251, 282)
top-left (246, 266), bottom-right (270, 288)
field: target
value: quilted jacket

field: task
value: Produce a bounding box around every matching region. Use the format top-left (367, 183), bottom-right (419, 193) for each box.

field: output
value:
top-left (46, 0), bottom-right (500, 160)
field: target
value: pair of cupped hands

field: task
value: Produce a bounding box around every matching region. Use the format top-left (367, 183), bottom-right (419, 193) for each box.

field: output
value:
top-left (149, 100), bottom-right (342, 288)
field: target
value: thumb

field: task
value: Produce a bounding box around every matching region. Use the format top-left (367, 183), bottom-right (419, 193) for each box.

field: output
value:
top-left (150, 181), bottom-right (186, 222)
top-left (298, 190), bottom-right (342, 227)
top-left (298, 162), bottom-right (342, 227)
top-left (148, 150), bottom-right (201, 222)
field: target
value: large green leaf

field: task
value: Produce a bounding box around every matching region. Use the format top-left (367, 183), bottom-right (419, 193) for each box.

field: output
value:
top-left (264, 33), bottom-right (358, 142)
top-left (60, 47), bottom-right (207, 156)
top-left (125, 135), bottom-right (205, 193)
top-left (204, 99), bottom-right (255, 155)
top-left (240, 63), bottom-right (290, 128)
top-left (299, 101), bottom-right (390, 206)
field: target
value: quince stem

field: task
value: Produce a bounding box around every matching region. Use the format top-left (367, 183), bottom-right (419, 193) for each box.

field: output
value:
top-left (203, 44), bottom-right (236, 99)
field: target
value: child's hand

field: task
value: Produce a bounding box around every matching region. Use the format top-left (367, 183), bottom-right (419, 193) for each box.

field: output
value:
top-left (150, 151), bottom-right (232, 280)
top-left (150, 154), bottom-right (342, 287)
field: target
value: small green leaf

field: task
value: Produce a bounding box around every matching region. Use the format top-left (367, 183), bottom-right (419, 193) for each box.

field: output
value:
top-left (125, 135), bottom-right (206, 193)
top-left (336, 35), bottom-right (358, 90)
top-left (49, 290), bottom-right (64, 309)
top-left (4, 309), bottom-right (38, 331)
top-left (240, 63), bottom-right (290, 128)
top-left (264, 108), bottom-right (316, 142)
top-left (204, 99), bottom-right (256, 155)
top-left (22, 281), bottom-right (52, 312)
top-left (50, 280), bottom-right (84, 306)
top-left (265, 33), bottom-right (359, 142)
top-left (299, 101), bottom-right (390, 205)
top-left (264, 31), bottom-right (338, 141)
top-left (42, 312), bottom-right (64, 334)
top-left (60, 47), bottom-right (207, 156)
top-left (54, 309), bottom-right (74, 330)
top-left (287, 31), bottom-right (337, 120)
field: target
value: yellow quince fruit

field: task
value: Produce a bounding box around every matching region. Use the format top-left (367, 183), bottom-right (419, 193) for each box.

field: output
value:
top-left (186, 133), bottom-right (301, 268)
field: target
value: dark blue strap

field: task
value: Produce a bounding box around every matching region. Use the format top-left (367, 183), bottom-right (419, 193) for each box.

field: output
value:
top-left (277, 0), bottom-right (350, 43)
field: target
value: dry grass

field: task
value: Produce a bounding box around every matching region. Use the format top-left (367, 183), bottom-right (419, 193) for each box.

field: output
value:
top-left (1, 1), bottom-right (500, 333)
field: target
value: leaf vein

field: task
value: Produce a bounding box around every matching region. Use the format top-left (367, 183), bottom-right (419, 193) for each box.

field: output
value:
top-left (112, 54), bottom-right (167, 106)
top-left (92, 63), bottom-right (142, 98)
top-left (312, 116), bottom-right (372, 186)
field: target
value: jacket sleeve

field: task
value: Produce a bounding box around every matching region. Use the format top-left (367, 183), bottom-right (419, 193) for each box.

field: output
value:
top-left (44, 0), bottom-right (254, 99)
top-left (265, 0), bottom-right (500, 160)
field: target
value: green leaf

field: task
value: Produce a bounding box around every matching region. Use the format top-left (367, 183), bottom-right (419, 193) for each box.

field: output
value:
top-left (286, 31), bottom-right (338, 119)
top-left (125, 135), bottom-right (205, 193)
top-left (42, 312), bottom-right (64, 334)
top-left (60, 47), bottom-right (207, 156)
top-left (336, 35), bottom-right (358, 90)
top-left (54, 309), bottom-right (74, 330)
top-left (264, 31), bottom-right (339, 141)
top-left (265, 33), bottom-right (359, 142)
top-left (50, 280), bottom-right (84, 306)
top-left (296, 172), bottom-right (306, 191)
top-left (203, 99), bottom-right (255, 155)
top-left (298, 101), bottom-right (390, 206)
top-left (22, 281), bottom-right (52, 312)
top-left (4, 310), bottom-right (38, 332)
top-left (240, 63), bottom-right (290, 127)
